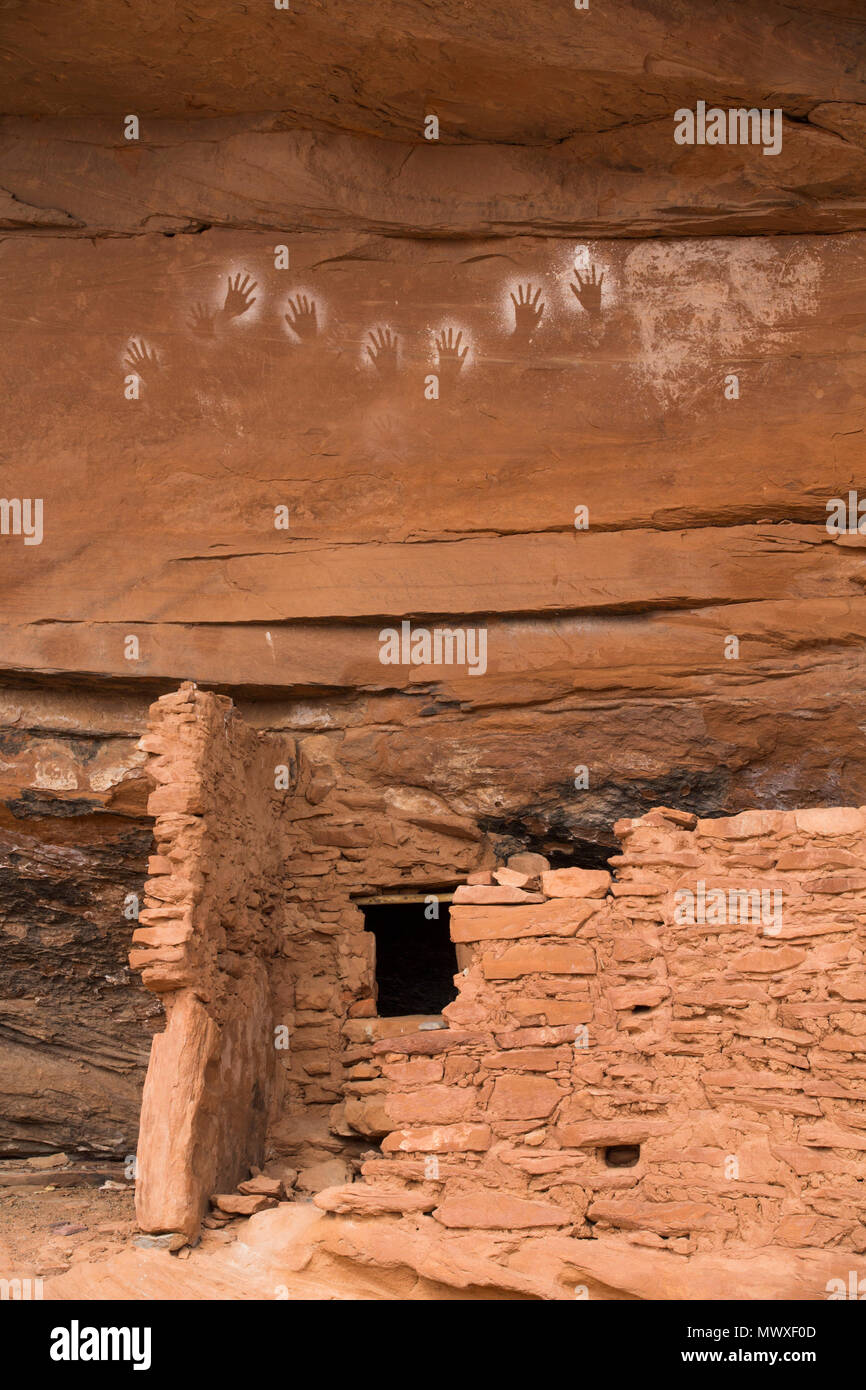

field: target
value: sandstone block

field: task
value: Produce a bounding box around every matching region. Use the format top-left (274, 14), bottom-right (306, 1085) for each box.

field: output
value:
top-left (494, 1024), bottom-right (583, 1047)
top-left (381, 1124), bottom-right (491, 1153)
top-left (482, 1047), bottom-right (572, 1070)
top-left (507, 853), bottom-right (550, 875)
top-left (555, 1119), bottom-right (671, 1147)
top-left (433, 1193), bottom-right (569, 1229)
top-left (805, 873), bottom-right (866, 894)
top-left (134, 1232), bottom-right (188, 1251)
top-left (237, 1175), bottom-right (284, 1198)
top-left (505, 999), bottom-right (593, 1026)
top-left (387, 1084), bottom-right (476, 1126)
top-left (26, 1152), bottom-right (68, 1170)
top-left (372, 1030), bottom-right (488, 1056)
top-left (646, 808), bottom-right (698, 829)
top-left (795, 808), bottom-right (865, 836)
top-left (799, 1124), bottom-right (866, 1152)
top-left (380, 1058), bottom-right (444, 1084)
top-left (296, 1159), bottom-right (353, 1192)
top-left (697, 810), bottom-right (791, 839)
top-left (587, 1198), bottom-right (736, 1235)
top-left (314, 1185), bottom-right (437, 1215)
top-left (344, 1093), bottom-right (392, 1138)
top-left (147, 783), bottom-right (205, 816)
top-left (212, 1193), bottom-right (278, 1216)
top-left (493, 868), bottom-right (532, 887)
top-left (733, 946), bottom-right (806, 973)
top-left (541, 868), bottom-right (611, 898)
top-left (343, 1015), bottom-right (444, 1044)
top-left (451, 898), bottom-right (598, 942)
top-left (452, 885), bottom-right (545, 904)
top-left (131, 924), bottom-right (192, 948)
top-left (482, 944), bottom-right (596, 979)
top-left (489, 1074), bottom-right (564, 1120)
top-left (607, 983), bottom-right (669, 1009)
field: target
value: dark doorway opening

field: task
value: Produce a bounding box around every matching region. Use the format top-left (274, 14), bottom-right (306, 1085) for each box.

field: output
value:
top-left (361, 899), bottom-right (459, 1017)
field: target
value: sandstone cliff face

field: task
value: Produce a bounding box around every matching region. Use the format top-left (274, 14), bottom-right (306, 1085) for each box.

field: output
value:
top-left (1, 2), bottom-right (866, 1177)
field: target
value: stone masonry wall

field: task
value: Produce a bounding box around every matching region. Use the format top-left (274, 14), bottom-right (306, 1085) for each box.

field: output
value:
top-left (131, 683), bottom-right (294, 1238)
top-left (130, 684), bottom-right (493, 1235)
top-left (327, 807), bottom-right (866, 1293)
top-left (131, 683), bottom-right (866, 1284)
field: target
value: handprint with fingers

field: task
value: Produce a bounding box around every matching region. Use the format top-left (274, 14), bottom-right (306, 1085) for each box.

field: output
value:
top-left (285, 293), bottom-right (318, 342)
top-left (570, 264), bottom-right (604, 316)
top-left (435, 327), bottom-right (468, 386)
top-left (223, 273), bottom-right (257, 319)
top-left (124, 339), bottom-right (159, 380)
top-left (188, 302), bottom-right (215, 337)
top-left (511, 282), bottom-right (545, 341)
top-left (366, 326), bottom-right (399, 377)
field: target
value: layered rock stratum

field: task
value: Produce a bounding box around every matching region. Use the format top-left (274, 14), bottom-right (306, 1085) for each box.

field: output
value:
top-left (1, 0), bottom-right (865, 1299)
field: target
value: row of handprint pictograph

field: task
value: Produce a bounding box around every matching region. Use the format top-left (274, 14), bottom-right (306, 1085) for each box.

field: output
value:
top-left (122, 264), bottom-right (605, 387)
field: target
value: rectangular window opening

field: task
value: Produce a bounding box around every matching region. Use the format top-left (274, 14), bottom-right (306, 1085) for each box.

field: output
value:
top-left (360, 896), bottom-right (459, 1017)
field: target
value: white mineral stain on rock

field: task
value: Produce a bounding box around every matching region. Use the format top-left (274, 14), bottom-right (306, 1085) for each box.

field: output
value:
top-left (624, 239), bottom-right (823, 406)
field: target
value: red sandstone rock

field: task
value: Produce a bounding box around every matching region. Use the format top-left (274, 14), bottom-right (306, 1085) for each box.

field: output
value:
top-left (507, 854), bottom-right (550, 876)
top-left (555, 1120), bottom-right (672, 1147)
top-left (387, 1085), bottom-right (476, 1126)
top-left (452, 885), bottom-right (545, 905)
top-left (314, 1185), bottom-right (436, 1215)
top-left (541, 868), bottom-right (611, 898)
top-left (494, 1024), bottom-right (584, 1048)
top-left (344, 1094), bottom-right (392, 1138)
top-left (296, 1160), bottom-right (353, 1192)
top-left (237, 1175), bottom-right (284, 1199)
top-left (795, 808), bottom-right (865, 836)
top-left (348, 999), bottom-right (377, 1018)
top-left (344, 1016), bottom-right (446, 1044)
top-left (493, 868), bottom-right (532, 888)
top-left (380, 1058), bottom-right (443, 1084)
top-left (450, 898), bottom-right (599, 941)
top-left (800, 1124), bottom-right (866, 1152)
top-left (587, 1198), bottom-right (737, 1237)
top-left (505, 999), bottom-right (593, 1026)
top-left (482, 1047), bottom-right (571, 1071)
top-left (482, 944), bottom-right (596, 979)
top-left (433, 1194), bottom-right (569, 1229)
top-left (489, 1075), bottom-right (564, 1120)
top-left (212, 1193), bottom-right (278, 1216)
top-left (733, 946), bottom-right (807, 973)
top-left (381, 1125), bottom-right (491, 1153)
top-left (372, 1031), bottom-right (488, 1056)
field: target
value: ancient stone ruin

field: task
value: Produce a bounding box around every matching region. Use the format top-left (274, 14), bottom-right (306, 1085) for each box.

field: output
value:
top-left (119, 686), bottom-right (866, 1299)
top-left (2, 0), bottom-right (866, 1308)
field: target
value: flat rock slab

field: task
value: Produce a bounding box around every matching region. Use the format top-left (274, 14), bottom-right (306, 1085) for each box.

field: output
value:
top-left (237, 1175), bottom-right (284, 1198)
top-left (313, 1185), bottom-right (437, 1216)
top-left (541, 868), bottom-right (611, 898)
top-left (452, 885), bottom-right (545, 904)
top-left (212, 1194), bottom-right (279, 1216)
top-left (133, 1231), bottom-right (188, 1252)
top-left (433, 1193), bottom-right (570, 1229)
top-left (372, 1030), bottom-right (489, 1056)
top-left (450, 898), bottom-right (600, 941)
top-left (0, 1170), bottom-right (133, 1188)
